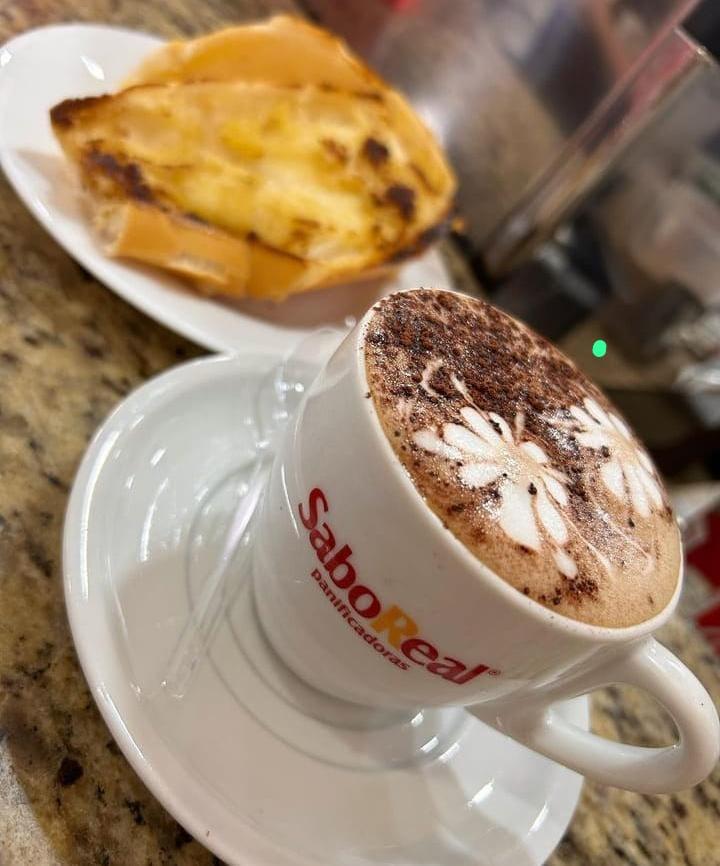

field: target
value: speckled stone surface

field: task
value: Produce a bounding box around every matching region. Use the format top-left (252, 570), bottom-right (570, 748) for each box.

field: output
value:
top-left (1, 2), bottom-right (719, 865)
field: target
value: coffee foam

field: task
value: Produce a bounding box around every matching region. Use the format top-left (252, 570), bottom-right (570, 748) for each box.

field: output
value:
top-left (363, 289), bottom-right (681, 628)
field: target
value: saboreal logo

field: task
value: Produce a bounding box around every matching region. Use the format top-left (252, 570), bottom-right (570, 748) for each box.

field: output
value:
top-left (299, 487), bottom-right (499, 684)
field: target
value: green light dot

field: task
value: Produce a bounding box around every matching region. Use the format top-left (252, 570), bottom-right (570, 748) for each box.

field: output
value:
top-left (592, 339), bottom-right (607, 359)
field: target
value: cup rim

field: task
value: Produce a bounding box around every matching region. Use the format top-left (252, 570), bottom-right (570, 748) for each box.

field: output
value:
top-left (354, 288), bottom-right (683, 645)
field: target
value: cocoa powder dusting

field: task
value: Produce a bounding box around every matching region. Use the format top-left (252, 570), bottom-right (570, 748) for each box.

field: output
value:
top-left (363, 289), bottom-right (681, 628)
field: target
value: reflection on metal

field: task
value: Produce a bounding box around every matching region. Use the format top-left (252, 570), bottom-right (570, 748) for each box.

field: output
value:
top-left (485, 27), bottom-right (712, 275)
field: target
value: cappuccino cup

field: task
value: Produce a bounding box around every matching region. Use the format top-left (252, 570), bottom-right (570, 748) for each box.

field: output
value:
top-left (252, 289), bottom-right (719, 793)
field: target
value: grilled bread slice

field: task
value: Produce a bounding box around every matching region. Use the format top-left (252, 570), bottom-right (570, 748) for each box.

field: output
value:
top-left (124, 15), bottom-right (381, 92)
top-left (51, 80), bottom-right (455, 300)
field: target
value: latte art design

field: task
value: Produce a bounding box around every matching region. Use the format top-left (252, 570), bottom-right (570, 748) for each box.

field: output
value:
top-left (414, 388), bottom-right (575, 577)
top-left (565, 398), bottom-right (663, 518)
top-left (413, 362), bottom-right (669, 578)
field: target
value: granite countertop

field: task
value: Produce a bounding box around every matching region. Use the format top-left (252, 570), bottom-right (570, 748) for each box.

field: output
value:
top-left (1, 2), bottom-right (720, 864)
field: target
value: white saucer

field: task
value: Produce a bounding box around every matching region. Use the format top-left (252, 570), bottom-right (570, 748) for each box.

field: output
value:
top-left (63, 351), bottom-right (587, 866)
top-left (0, 23), bottom-right (454, 354)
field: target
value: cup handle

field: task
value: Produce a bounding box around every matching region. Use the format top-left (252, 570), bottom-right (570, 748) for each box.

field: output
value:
top-left (467, 638), bottom-right (720, 793)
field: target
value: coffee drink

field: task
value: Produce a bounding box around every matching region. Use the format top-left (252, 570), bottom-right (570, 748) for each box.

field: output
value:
top-left (364, 289), bottom-right (680, 628)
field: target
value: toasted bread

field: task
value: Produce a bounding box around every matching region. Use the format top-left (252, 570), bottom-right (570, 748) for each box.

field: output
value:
top-left (51, 79), bottom-right (455, 300)
top-left (124, 15), bottom-right (381, 92)
top-left (51, 18), bottom-right (456, 300)
top-left (97, 200), bottom-right (250, 294)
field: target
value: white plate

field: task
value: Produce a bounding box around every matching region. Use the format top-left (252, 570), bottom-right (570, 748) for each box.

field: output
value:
top-left (0, 24), bottom-right (455, 354)
top-left (64, 351), bottom-right (587, 866)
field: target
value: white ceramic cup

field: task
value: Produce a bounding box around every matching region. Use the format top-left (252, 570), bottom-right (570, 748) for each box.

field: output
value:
top-left (252, 297), bottom-right (720, 794)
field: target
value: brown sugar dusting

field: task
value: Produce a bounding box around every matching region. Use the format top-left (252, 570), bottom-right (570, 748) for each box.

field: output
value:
top-left (363, 289), bottom-right (681, 628)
